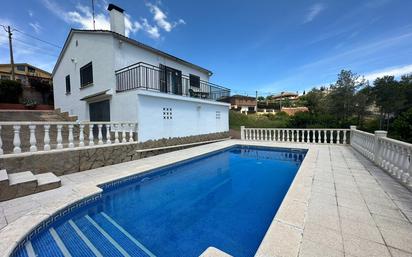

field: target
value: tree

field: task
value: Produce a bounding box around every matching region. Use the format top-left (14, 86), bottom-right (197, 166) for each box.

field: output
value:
top-left (373, 76), bottom-right (406, 130)
top-left (327, 70), bottom-right (366, 124)
top-left (392, 108), bottom-right (412, 143)
top-left (298, 88), bottom-right (326, 114)
top-left (0, 80), bottom-right (23, 103)
top-left (353, 85), bottom-right (373, 128)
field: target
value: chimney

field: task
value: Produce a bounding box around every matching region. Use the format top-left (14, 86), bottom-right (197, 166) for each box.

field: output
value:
top-left (108, 3), bottom-right (125, 36)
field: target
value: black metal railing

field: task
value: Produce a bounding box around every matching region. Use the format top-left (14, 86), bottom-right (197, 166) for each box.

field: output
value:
top-left (115, 62), bottom-right (230, 101)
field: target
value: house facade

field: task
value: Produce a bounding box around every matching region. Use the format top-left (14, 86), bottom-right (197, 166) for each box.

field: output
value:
top-left (220, 95), bottom-right (257, 113)
top-left (53, 4), bottom-right (230, 142)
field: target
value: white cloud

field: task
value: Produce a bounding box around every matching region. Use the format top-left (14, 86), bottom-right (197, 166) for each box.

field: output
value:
top-left (146, 3), bottom-right (185, 32)
top-left (141, 18), bottom-right (160, 39)
top-left (41, 0), bottom-right (143, 37)
top-left (29, 22), bottom-right (42, 34)
top-left (303, 3), bottom-right (325, 24)
top-left (28, 10), bottom-right (34, 17)
top-left (363, 64), bottom-right (412, 81)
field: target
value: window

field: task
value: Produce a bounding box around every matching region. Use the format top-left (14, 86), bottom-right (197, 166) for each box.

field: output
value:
top-left (65, 75), bottom-right (71, 94)
top-left (16, 65), bottom-right (25, 71)
top-left (1, 75), bottom-right (10, 80)
top-left (189, 74), bottom-right (200, 88)
top-left (27, 66), bottom-right (35, 73)
top-left (80, 62), bottom-right (93, 87)
top-left (216, 111), bottom-right (221, 120)
top-left (163, 107), bottom-right (173, 119)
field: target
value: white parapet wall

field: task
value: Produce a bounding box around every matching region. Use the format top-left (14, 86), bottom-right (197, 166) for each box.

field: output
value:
top-left (136, 90), bottom-right (230, 142)
top-left (350, 126), bottom-right (412, 190)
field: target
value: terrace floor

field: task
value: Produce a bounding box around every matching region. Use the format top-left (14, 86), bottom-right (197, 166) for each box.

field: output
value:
top-left (0, 140), bottom-right (411, 257)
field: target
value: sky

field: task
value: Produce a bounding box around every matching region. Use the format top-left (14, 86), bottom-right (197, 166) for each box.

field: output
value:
top-left (1, 0), bottom-right (412, 96)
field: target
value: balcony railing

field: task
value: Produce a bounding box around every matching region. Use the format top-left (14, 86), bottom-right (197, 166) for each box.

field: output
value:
top-left (115, 62), bottom-right (230, 101)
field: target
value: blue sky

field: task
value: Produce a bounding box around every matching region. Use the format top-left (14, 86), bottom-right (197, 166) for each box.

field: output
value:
top-left (1, 0), bottom-right (412, 96)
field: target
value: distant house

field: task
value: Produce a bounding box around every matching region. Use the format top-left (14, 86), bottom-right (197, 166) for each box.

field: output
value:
top-left (53, 3), bottom-right (230, 142)
top-left (219, 95), bottom-right (257, 113)
top-left (281, 107), bottom-right (309, 116)
top-left (0, 63), bottom-right (51, 86)
top-left (269, 91), bottom-right (299, 101)
top-left (0, 63), bottom-right (53, 105)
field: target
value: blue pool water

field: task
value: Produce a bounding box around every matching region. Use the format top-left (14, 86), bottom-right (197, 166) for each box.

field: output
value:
top-left (13, 146), bottom-right (306, 257)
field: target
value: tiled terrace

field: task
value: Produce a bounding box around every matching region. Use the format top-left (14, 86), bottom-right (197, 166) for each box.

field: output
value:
top-left (0, 140), bottom-right (411, 257)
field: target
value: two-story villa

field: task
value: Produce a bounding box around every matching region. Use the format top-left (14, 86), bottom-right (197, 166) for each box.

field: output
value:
top-left (53, 4), bottom-right (230, 142)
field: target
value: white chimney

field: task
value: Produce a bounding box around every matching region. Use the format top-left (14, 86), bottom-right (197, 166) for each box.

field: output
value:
top-left (108, 3), bottom-right (125, 36)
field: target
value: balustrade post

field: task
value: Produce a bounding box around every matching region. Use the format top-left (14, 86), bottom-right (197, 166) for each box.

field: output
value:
top-left (56, 125), bottom-right (63, 149)
top-left (29, 125), bottom-right (37, 152)
top-left (44, 125), bottom-right (50, 151)
top-left (240, 126), bottom-right (245, 140)
top-left (0, 125), bottom-right (3, 155)
top-left (349, 125), bottom-right (357, 145)
top-left (373, 130), bottom-right (387, 165)
top-left (129, 123), bottom-right (134, 142)
top-left (98, 125), bottom-right (103, 145)
top-left (106, 124), bottom-right (111, 144)
top-left (122, 124), bottom-right (127, 143)
top-left (12, 125), bottom-right (21, 154)
top-left (89, 124), bottom-right (94, 146)
top-left (79, 124), bottom-right (85, 147)
top-left (114, 124), bottom-right (120, 143)
top-left (68, 124), bottom-right (74, 148)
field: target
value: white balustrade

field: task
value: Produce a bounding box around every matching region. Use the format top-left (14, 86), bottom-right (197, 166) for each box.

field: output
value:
top-left (241, 127), bottom-right (349, 146)
top-left (68, 124), bottom-right (74, 148)
top-left (56, 125), bottom-right (63, 149)
top-left (0, 125), bottom-right (2, 155)
top-left (29, 125), bottom-right (37, 152)
top-left (44, 125), bottom-right (51, 151)
top-left (106, 124), bottom-right (111, 144)
top-left (121, 124), bottom-right (127, 143)
top-left (79, 124), bottom-right (85, 147)
top-left (0, 121), bottom-right (137, 155)
top-left (13, 125), bottom-right (21, 154)
top-left (89, 124), bottom-right (95, 146)
top-left (97, 125), bottom-right (103, 145)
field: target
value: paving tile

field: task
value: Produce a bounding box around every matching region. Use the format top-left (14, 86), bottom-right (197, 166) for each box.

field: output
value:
top-left (255, 221), bottom-right (302, 257)
top-left (379, 227), bottom-right (412, 253)
top-left (275, 199), bottom-right (307, 229)
top-left (299, 238), bottom-right (344, 257)
top-left (367, 203), bottom-right (407, 221)
top-left (337, 197), bottom-right (369, 211)
top-left (372, 214), bottom-right (412, 233)
top-left (340, 218), bottom-right (384, 244)
top-left (338, 206), bottom-right (375, 225)
top-left (388, 247), bottom-right (412, 257)
top-left (342, 233), bottom-right (390, 257)
top-left (302, 223), bottom-right (343, 251)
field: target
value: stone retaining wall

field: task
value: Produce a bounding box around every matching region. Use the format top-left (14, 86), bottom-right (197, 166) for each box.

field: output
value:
top-left (0, 132), bottom-right (229, 176)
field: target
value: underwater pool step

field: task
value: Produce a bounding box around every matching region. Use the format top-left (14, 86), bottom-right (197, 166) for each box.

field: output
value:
top-left (95, 212), bottom-right (155, 257)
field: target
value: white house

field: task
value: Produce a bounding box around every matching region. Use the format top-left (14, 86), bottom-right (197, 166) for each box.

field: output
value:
top-left (53, 4), bottom-right (230, 142)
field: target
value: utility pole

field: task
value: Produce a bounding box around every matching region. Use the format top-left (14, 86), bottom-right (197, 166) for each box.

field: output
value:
top-left (2, 25), bottom-right (15, 80)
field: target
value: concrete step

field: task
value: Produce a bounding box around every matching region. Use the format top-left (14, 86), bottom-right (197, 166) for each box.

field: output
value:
top-left (0, 169), bottom-right (8, 186)
top-left (0, 170), bottom-right (62, 202)
top-left (35, 173), bottom-right (61, 193)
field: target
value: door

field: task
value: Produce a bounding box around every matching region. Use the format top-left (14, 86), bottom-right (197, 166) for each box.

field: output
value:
top-left (159, 65), bottom-right (182, 95)
top-left (89, 100), bottom-right (110, 138)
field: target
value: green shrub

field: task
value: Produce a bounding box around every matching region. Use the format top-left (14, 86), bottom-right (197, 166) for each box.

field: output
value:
top-left (0, 80), bottom-right (23, 103)
top-left (391, 108), bottom-right (412, 143)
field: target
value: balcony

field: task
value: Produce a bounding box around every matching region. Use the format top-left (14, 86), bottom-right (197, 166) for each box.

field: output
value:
top-left (115, 62), bottom-right (230, 101)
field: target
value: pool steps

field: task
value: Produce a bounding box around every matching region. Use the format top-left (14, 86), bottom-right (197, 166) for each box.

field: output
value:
top-left (0, 170), bottom-right (61, 201)
top-left (18, 212), bottom-right (155, 257)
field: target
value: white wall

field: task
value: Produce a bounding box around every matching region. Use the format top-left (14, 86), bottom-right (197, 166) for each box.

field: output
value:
top-left (113, 38), bottom-right (210, 81)
top-left (53, 33), bottom-right (116, 120)
top-left (136, 90), bottom-right (229, 142)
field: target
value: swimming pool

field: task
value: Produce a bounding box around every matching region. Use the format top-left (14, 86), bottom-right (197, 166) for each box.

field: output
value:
top-left (13, 145), bottom-right (306, 257)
